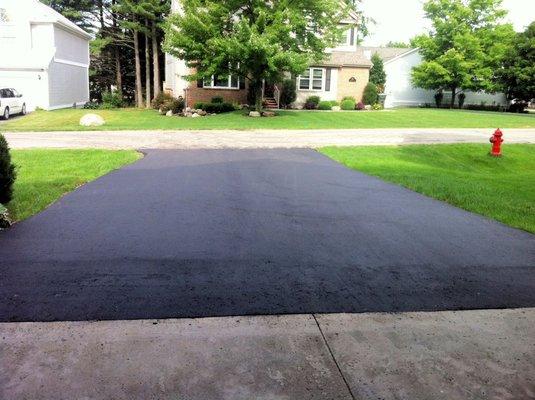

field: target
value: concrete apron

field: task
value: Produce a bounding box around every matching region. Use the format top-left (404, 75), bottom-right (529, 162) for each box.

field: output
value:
top-left (4, 128), bottom-right (535, 150)
top-left (1, 309), bottom-right (534, 400)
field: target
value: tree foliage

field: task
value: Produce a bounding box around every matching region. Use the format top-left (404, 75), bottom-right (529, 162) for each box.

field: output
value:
top-left (164, 0), bottom-right (360, 110)
top-left (369, 53), bottom-right (386, 91)
top-left (496, 22), bottom-right (535, 103)
top-left (0, 134), bottom-right (16, 205)
top-left (411, 0), bottom-right (515, 107)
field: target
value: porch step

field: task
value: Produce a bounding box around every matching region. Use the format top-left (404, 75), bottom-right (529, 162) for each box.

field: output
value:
top-left (264, 98), bottom-right (278, 109)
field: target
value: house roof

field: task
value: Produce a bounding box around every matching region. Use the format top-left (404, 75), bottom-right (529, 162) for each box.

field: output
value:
top-left (360, 46), bottom-right (416, 63)
top-left (314, 51), bottom-right (373, 68)
top-left (1, 0), bottom-right (91, 40)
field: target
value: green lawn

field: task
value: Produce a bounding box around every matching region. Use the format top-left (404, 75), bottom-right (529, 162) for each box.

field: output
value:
top-left (2, 108), bottom-right (534, 131)
top-left (8, 149), bottom-right (141, 221)
top-left (320, 144), bottom-right (535, 233)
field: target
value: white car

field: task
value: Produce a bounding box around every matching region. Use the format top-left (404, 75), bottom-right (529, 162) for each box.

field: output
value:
top-left (0, 88), bottom-right (26, 120)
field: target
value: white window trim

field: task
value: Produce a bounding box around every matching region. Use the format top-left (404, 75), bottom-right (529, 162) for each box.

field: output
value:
top-left (203, 74), bottom-right (240, 90)
top-left (298, 68), bottom-right (325, 92)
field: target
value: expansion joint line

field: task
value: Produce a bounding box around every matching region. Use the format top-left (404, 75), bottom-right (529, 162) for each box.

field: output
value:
top-left (312, 314), bottom-right (356, 400)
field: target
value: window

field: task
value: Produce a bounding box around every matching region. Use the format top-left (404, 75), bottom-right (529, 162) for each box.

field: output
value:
top-left (337, 26), bottom-right (355, 47)
top-left (203, 74), bottom-right (240, 89)
top-left (298, 68), bottom-right (324, 91)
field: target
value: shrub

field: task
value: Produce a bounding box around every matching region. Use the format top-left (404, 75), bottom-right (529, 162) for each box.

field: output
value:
top-left (83, 101), bottom-right (100, 110)
top-left (329, 100), bottom-right (339, 107)
top-left (434, 92), bottom-right (444, 108)
top-left (195, 102), bottom-right (236, 113)
top-left (152, 92), bottom-right (173, 110)
top-left (280, 79), bottom-right (297, 108)
top-left (318, 100), bottom-right (334, 110)
top-left (211, 96), bottom-right (224, 104)
top-left (341, 99), bottom-right (356, 110)
top-left (369, 53), bottom-right (386, 90)
top-left (362, 83), bottom-right (379, 105)
top-left (161, 97), bottom-right (185, 114)
top-left (0, 134), bottom-right (16, 205)
top-left (304, 95), bottom-right (321, 109)
top-left (508, 101), bottom-right (528, 113)
top-left (356, 101), bottom-right (365, 110)
top-left (372, 103), bottom-right (383, 110)
top-left (101, 91), bottom-right (124, 109)
top-left (342, 96), bottom-right (356, 102)
top-left (458, 93), bottom-right (466, 109)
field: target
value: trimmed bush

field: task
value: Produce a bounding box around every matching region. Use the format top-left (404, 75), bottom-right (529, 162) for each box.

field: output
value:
top-left (211, 96), bottom-right (224, 104)
top-left (0, 134), bottom-right (16, 204)
top-left (304, 95), bottom-right (321, 109)
top-left (458, 93), bottom-right (466, 109)
top-left (318, 100), bottom-right (334, 110)
top-left (341, 99), bottom-right (356, 110)
top-left (280, 79), bottom-right (297, 108)
top-left (356, 101), bottom-right (365, 110)
top-left (161, 98), bottom-right (185, 114)
top-left (362, 83), bottom-right (379, 105)
top-left (195, 102), bottom-right (236, 113)
top-left (372, 103), bottom-right (383, 110)
top-left (342, 96), bottom-right (356, 102)
top-left (434, 92), bottom-right (444, 108)
top-left (152, 92), bottom-right (174, 110)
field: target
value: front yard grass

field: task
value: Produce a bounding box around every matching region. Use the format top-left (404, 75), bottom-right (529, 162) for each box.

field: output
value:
top-left (8, 149), bottom-right (141, 221)
top-left (2, 107), bottom-right (534, 131)
top-left (320, 144), bottom-right (535, 234)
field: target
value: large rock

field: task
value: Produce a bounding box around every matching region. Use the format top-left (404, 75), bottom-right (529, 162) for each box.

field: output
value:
top-left (166, 110), bottom-right (174, 117)
top-left (331, 106), bottom-right (341, 112)
top-left (262, 111), bottom-right (276, 117)
top-left (249, 111), bottom-right (261, 117)
top-left (80, 113), bottom-right (105, 127)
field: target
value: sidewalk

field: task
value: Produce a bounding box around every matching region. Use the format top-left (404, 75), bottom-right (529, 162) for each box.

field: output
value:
top-left (4, 128), bottom-right (535, 149)
top-left (1, 309), bottom-right (534, 399)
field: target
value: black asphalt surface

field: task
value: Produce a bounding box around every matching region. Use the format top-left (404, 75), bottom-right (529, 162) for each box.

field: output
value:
top-left (1, 149), bottom-right (534, 322)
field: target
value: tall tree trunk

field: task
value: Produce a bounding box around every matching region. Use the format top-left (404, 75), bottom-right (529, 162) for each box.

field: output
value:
top-left (112, 0), bottom-right (122, 92)
top-left (145, 20), bottom-right (151, 108)
top-left (450, 86), bottom-right (457, 109)
top-left (115, 48), bottom-right (122, 93)
top-left (134, 29), bottom-right (143, 108)
top-left (152, 21), bottom-right (161, 98)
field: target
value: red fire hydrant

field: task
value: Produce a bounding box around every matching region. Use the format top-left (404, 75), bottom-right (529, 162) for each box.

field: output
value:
top-left (490, 128), bottom-right (504, 157)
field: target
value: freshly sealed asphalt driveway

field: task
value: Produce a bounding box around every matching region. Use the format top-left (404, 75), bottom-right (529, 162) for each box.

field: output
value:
top-left (1, 149), bottom-right (534, 322)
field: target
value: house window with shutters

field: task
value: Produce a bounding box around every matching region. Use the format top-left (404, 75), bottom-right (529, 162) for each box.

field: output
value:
top-left (298, 68), bottom-right (325, 91)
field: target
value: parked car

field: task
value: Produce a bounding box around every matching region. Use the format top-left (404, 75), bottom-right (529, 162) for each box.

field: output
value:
top-left (0, 88), bottom-right (26, 120)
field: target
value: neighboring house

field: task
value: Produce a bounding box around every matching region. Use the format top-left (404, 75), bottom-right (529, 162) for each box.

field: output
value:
top-left (164, 0), bottom-right (372, 108)
top-left (361, 46), bottom-right (507, 109)
top-left (0, 0), bottom-right (91, 111)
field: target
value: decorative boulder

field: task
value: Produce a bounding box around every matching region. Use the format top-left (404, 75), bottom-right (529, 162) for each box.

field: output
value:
top-left (331, 106), bottom-right (341, 111)
top-left (249, 111), bottom-right (261, 117)
top-left (80, 113), bottom-right (105, 127)
top-left (198, 110), bottom-right (208, 116)
top-left (262, 111), bottom-right (276, 117)
top-left (365, 105), bottom-right (372, 111)
top-left (191, 113), bottom-right (201, 118)
top-left (166, 110), bottom-right (173, 117)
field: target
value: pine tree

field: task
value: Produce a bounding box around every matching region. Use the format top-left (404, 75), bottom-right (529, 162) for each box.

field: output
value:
top-left (369, 53), bottom-right (386, 92)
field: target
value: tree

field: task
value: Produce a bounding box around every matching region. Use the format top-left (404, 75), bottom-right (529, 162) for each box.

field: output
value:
top-left (369, 53), bottom-right (386, 92)
top-left (42, 0), bottom-right (95, 30)
top-left (384, 41), bottom-right (411, 48)
top-left (411, 0), bottom-right (515, 108)
top-left (164, 0), bottom-right (361, 111)
top-left (496, 22), bottom-right (535, 105)
top-left (0, 134), bottom-right (16, 205)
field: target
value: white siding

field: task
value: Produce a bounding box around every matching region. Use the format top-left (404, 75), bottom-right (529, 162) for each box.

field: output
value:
top-left (47, 61), bottom-right (89, 108)
top-left (53, 26), bottom-right (89, 64)
top-left (296, 68), bottom-right (339, 106)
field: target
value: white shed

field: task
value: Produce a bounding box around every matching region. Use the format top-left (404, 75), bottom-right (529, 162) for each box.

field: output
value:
top-left (0, 0), bottom-right (91, 111)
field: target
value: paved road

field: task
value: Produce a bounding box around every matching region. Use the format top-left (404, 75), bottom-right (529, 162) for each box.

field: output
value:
top-left (0, 149), bottom-right (534, 322)
top-left (4, 128), bottom-right (535, 149)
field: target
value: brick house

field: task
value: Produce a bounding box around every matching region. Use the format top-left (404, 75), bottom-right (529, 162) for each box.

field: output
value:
top-left (164, 0), bottom-right (372, 108)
